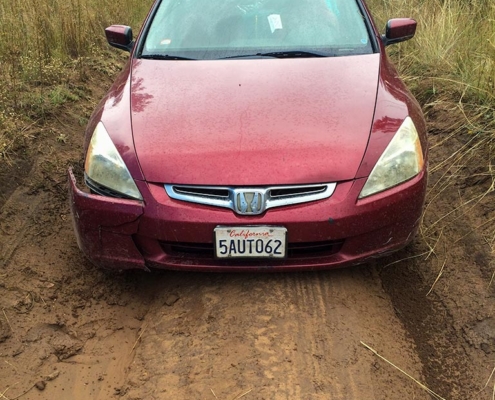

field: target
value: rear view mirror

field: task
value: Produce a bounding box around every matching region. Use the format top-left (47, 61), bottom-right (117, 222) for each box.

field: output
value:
top-left (105, 25), bottom-right (134, 52)
top-left (382, 18), bottom-right (417, 46)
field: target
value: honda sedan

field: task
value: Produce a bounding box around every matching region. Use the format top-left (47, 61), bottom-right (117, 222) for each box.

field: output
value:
top-left (68, 0), bottom-right (427, 271)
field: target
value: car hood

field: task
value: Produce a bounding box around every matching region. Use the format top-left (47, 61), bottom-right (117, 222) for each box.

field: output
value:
top-left (131, 55), bottom-right (380, 185)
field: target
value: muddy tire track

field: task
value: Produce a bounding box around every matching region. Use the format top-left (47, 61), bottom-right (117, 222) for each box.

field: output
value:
top-left (121, 269), bottom-right (428, 399)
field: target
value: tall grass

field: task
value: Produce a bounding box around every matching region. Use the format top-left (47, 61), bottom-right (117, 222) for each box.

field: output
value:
top-left (368, 0), bottom-right (495, 104)
top-left (0, 0), bottom-right (151, 160)
top-left (0, 0), bottom-right (150, 67)
top-left (0, 0), bottom-right (150, 99)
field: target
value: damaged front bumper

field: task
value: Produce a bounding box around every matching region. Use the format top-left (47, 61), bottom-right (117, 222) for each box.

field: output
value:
top-left (68, 168), bottom-right (146, 270)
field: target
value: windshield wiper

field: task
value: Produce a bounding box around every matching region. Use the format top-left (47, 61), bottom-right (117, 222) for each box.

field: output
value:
top-left (260, 50), bottom-right (329, 58)
top-left (140, 54), bottom-right (195, 60)
top-left (220, 53), bottom-right (278, 59)
top-left (222, 50), bottom-right (329, 59)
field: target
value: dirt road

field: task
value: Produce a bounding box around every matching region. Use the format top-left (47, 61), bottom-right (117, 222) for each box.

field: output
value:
top-left (0, 208), bottom-right (428, 400)
top-left (0, 71), bottom-right (494, 400)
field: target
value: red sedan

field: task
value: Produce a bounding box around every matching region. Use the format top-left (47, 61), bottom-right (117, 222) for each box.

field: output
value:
top-left (68, 0), bottom-right (427, 271)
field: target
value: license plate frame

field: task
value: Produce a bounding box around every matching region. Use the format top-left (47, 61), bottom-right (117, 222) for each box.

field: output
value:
top-left (214, 226), bottom-right (287, 259)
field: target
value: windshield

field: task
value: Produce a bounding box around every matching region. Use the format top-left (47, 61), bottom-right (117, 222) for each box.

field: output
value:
top-left (140, 0), bottom-right (373, 59)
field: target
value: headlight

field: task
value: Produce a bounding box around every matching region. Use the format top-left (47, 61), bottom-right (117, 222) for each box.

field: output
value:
top-left (359, 117), bottom-right (424, 199)
top-left (84, 122), bottom-right (143, 200)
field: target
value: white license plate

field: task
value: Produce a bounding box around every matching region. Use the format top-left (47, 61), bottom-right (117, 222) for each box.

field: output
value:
top-left (214, 226), bottom-right (287, 259)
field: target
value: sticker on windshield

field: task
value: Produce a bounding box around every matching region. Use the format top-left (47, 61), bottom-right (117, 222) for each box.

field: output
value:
top-left (267, 14), bottom-right (283, 33)
top-left (160, 39), bottom-right (172, 46)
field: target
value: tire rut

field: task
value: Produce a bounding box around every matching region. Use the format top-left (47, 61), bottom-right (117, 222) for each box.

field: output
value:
top-left (122, 269), bottom-right (429, 400)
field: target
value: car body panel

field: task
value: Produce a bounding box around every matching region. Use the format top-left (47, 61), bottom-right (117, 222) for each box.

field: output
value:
top-left (130, 55), bottom-right (380, 185)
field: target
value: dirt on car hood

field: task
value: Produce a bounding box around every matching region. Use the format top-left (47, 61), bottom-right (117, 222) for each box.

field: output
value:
top-left (130, 54), bottom-right (380, 185)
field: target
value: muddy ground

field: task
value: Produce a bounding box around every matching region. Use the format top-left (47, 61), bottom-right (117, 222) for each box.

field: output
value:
top-left (0, 65), bottom-right (494, 400)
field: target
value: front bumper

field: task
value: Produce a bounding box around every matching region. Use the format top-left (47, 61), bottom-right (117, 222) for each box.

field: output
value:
top-left (68, 168), bottom-right (427, 272)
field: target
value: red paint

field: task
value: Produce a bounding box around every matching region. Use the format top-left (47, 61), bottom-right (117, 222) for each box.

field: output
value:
top-left (105, 25), bottom-right (133, 51)
top-left (130, 55), bottom-right (380, 185)
top-left (386, 18), bottom-right (417, 42)
top-left (68, 169), bottom-right (146, 270)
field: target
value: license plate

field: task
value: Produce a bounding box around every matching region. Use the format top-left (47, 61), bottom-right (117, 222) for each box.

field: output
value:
top-left (214, 226), bottom-right (287, 259)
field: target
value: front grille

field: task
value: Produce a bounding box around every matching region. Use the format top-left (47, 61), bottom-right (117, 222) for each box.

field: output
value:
top-left (163, 242), bottom-right (213, 257)
top-left (165, 183), bottom-right (336, 215)
top-left (160, 240), bottom-right (344, 260)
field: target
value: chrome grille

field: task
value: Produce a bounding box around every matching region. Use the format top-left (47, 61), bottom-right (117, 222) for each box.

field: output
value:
top-left (165, 183), bottom-right (336, 215)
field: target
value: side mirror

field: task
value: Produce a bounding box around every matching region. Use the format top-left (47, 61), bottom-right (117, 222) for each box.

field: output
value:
top-left (105, 25), bottom-right (134, 52)
top-left (382, 18), bottom-right (417, 46)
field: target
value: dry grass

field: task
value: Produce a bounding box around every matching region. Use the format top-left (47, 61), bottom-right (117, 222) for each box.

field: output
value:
top-left (368, 0), bottom-right (495, 104)
top-left (0, 0), bottom-right (152, 160)
top-left (0, 0), bottom-right (150, 62)
top-left (361, 341), bottom-right (447, 399)
top-left (1, 309), bottom-right (13, 333)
